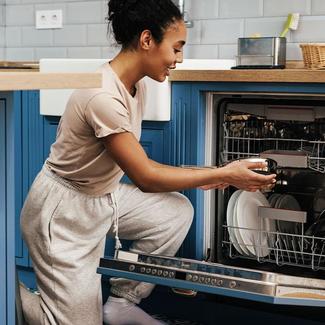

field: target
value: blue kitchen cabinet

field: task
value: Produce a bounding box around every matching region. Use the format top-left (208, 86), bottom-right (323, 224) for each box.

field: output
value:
top-left (0, 94), bottom-right (6, 324)
top-left (15, 95), bottom-right (175, 264)
top-left (41, 118), bottom-right (174, 256)
top-left (16, 91), bottom-right (44, 268)
top-left (1, 91), bottom-right (22, 325)
top-left (14, 87), bottom-right (202, 265)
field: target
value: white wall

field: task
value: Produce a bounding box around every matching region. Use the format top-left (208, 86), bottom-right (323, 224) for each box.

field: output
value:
top-left (0, 0), bottom-right (5, 59)
top-left (3, 0), bottom-right (325, 61)
top-left (184, 0), bottom-right (325, 60)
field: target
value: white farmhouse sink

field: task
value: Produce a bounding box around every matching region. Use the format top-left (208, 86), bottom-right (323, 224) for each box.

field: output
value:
top-left (39, 59), bottom-right (235, 120)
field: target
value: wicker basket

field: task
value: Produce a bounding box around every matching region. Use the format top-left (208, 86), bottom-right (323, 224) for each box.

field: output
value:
top-left (300, 43), bottom-right (325, 69)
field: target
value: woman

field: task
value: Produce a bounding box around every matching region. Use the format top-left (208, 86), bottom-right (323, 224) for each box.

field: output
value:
top-left (20, 0), bottom-right (276, 324)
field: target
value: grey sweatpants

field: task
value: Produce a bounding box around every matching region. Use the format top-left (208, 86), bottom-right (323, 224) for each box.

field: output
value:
top-left (20, 166), bottom-right (194, 325)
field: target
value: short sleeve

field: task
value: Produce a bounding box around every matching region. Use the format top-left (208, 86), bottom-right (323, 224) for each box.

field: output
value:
top-left (85, 93), bottom-right (132, 138)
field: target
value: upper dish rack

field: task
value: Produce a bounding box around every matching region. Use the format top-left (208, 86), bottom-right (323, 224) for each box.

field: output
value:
top-left (221, 118), bottom-right (325, 173)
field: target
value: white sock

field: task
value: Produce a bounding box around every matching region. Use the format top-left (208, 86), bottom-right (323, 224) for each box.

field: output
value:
top-left (103, 296), bottom-right (166, 325)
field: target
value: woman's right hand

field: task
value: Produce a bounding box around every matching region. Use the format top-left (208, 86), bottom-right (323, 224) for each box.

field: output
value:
top-left (219, 160), bottom-right (276, 192)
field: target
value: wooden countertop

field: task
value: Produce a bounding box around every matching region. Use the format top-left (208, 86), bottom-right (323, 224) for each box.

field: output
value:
top-left (169, 68), bottom-right (325, 83)
top-left (0, 72), bottom-right (102, 91)
top-left (2, 60), bottom-right (325, 88)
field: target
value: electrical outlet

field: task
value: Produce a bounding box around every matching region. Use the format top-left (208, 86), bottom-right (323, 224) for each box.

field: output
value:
top-left (36, 10), bottom-right (63, 29)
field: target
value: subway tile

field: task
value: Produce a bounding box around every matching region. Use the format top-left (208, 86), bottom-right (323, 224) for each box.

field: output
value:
top-left (6, 27), bottom-right (21, 47)
top-left (102, 0), bottom-right (108, 22)
top-left (22, 27), bottom-right (53, 46)
top-left (183, 44), bottom-right (219, 59)
top-left (286, 42), bottom-right (303, 60)
top-left (0, 26), bottom-right (4, 47)
top-left (87, 24), bottom-right (109, 46)
top-left (35, 46), bottom-right (67, 59)
top-left (186, 20), bottom-right (201, 45)
top-left (219, 44), bottom-right (237, 59)
top-left (5, 0), bottom-right (21, 4)
top-left (220, 0), bottom-right (263, 18)
top-left (245, 17), bottom-right (288, 38)
top-left (291, 16), bottom-right (325, 42)
top-left (201, 19), bottom-right (244, 44)
top-left (6, 47), bottom-right (34, 60)
top-left (312, 0), bottom-right (325, 15)
top-left (0, 47), bottom-right (4, 60)
top-left (22, 0), bottom-right (57, 3)
top-left (0, 6), bottom-right (4, 26)
top-left (54, 25), bottom-right (87, 46)
top-left (67, 46), bottom-right (101, 58)
top-left (185, 0), bottom-right (219, 20)
top-left (264, 0), bottom-right (311, 16)
top-left (6, 4), bottom-right (34, 26)
top-left (101, 45), bottom-right (120, 59)
top-left (67, 1), bottom-right (103, 24)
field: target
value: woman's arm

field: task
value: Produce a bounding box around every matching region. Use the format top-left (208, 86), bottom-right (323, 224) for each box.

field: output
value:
top-left (104, 132), bottom-right (276, 193)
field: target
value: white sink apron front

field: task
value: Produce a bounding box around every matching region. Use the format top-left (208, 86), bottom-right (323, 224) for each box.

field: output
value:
top-left (39, 59), bottom-right (235, 121)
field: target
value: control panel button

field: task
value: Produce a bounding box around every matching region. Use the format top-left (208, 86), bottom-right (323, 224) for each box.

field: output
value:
top-left (217, 280), bottom-right (223, 286)
top-left (229, 281), bottom-right (237, 289)
top-left (151, 269), bottom-right (157, 275)
top-left (140, 267), bottom-right (145, 273)
top-left (129, 265), bottom-right (135, 272)
top-left (146, 268), bottom-right (151, 274)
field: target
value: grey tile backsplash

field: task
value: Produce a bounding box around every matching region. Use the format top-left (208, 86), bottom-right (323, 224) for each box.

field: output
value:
top-left (1, 0), bottom-right (325, 61)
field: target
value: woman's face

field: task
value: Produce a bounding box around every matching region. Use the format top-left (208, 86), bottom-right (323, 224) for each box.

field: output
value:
top-left (145, 20), bottom-right (187, 82)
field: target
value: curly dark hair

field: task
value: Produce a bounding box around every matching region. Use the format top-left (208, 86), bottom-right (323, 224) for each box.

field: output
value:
top-left (107, 0), bottom-right (183, 49)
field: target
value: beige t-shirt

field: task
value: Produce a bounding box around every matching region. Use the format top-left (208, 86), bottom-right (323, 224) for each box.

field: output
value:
top-left (46, 63), bottom-right (146, 196)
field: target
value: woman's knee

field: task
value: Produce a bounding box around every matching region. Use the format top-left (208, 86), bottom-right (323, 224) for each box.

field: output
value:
top-left (172, 192), bottom-right (194, 228)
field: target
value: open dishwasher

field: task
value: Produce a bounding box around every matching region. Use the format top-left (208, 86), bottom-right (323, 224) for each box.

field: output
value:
top-left (98, 93), bottom-right (325, 307)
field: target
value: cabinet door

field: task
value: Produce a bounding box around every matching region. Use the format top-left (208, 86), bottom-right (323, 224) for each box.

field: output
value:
top-left (105, 121), bottom-right (172, 256)
top-left (43, 116), bottom-right (60, 157)
top-left (0, 95), bottom-right (7, 325)
top-left (1, 91), bottom-right (20, 325)
top-left (140, 122), bottom-right (167, 163)
top-left (16, 91), bottom-right (45, 267)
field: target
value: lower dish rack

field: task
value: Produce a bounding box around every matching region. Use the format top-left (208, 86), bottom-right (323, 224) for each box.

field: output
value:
top-left (222, 225), bottom-right (325, 271)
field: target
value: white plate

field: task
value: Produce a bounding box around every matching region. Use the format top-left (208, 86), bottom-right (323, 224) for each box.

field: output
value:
top-left (269, 193), bottom-right (281, 208)
top-left (226, 190), bottom-right (245, 255)
top-left (233, 194), bottom-right (252, 256)
top-left (276, 194), bottom-right (301, 235)
top-left (235, 191), bottom-right (273, 257)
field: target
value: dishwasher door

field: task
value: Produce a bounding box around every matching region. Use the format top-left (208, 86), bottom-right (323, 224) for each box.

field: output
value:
top-left (97, 250), bottom-right (325, 307)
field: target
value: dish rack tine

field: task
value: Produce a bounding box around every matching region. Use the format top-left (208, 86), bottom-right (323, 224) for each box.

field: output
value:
top-left (291, 238), bottom-right (298, 264)
top-left (298, 238), bottom-right (306, 265)
top-left (317, 241), bottom-right (325, 268)
top-left (283, 235), bottom-right (291, 263)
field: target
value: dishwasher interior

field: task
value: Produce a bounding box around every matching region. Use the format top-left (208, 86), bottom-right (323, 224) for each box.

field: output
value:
top-left (215, 94), bottom-right (325, 280)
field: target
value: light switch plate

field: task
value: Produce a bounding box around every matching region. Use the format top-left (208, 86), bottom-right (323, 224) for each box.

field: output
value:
top-left (36, 10), bottom-right (63, 29)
